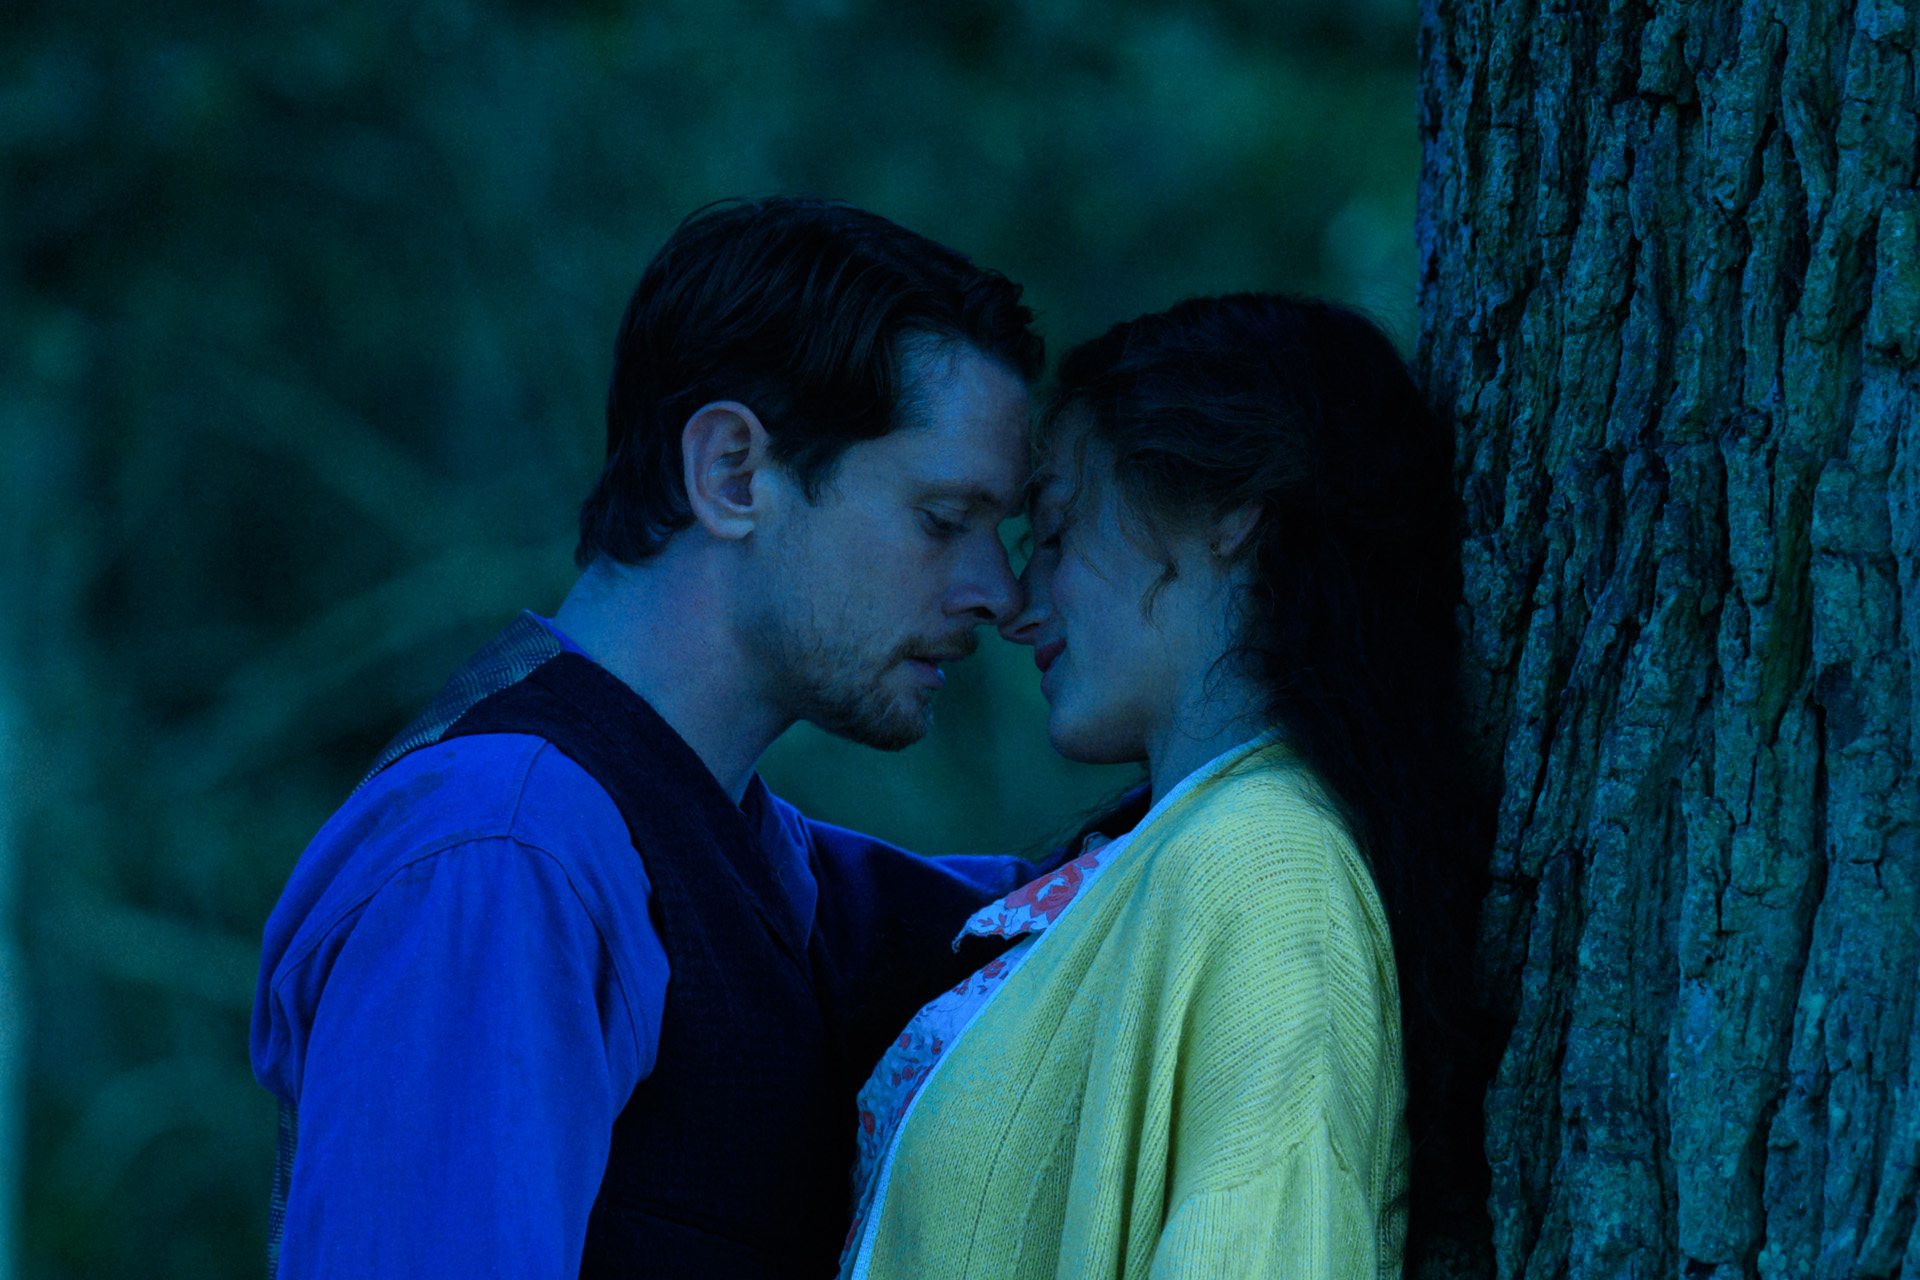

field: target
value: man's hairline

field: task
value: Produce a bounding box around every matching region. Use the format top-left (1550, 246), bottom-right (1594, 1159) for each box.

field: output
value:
top-left (797, 329), bottom-right (1031, 509)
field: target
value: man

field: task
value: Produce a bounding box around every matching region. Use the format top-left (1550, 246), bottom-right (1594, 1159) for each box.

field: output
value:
top-left (251, 198), bottom-right (1053, 1277)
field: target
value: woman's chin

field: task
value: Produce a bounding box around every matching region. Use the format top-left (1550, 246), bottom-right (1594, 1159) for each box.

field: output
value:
top-left (1044, 713), bottom-right (1145, 768)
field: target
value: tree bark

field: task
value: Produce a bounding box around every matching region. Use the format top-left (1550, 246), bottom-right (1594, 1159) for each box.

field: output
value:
top-left (1417, 2), bottom-right (1920, 1278)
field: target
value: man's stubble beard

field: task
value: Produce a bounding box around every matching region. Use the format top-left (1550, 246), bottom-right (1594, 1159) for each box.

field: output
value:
top-left (749, 590), bottom-right (939, 753)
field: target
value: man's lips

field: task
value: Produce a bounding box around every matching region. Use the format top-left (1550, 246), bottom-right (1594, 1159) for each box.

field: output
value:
top-left (1034, 639), bottom-right (1065, 675)
top-left (904, 646), bottom-right (972, 690)
top-left (904, 658), bottom-right (947, 689)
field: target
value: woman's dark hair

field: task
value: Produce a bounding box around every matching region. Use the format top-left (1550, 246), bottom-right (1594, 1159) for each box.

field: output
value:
top-left (577, 196), bottom-right (1044, 566)
top-left (1046, 293), bottom-right (1493, 1269)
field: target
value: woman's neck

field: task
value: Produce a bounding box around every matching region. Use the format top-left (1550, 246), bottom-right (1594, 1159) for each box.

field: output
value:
top-left (1144, 668), bottom-right (1271, 805)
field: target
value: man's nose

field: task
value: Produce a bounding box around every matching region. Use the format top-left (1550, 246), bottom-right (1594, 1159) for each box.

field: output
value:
top-left (947, 535), bottom-right (1024, 627)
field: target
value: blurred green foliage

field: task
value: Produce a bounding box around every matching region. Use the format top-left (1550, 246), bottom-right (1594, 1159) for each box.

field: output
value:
top-left (0, 0), bottom-right (1416, 1274)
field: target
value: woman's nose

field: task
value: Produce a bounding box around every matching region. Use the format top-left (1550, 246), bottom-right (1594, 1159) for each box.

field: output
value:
top-left (998, 568), bottom-right (1045, 645)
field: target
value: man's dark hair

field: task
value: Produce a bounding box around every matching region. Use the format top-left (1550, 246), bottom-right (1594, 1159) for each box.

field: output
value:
top-left (576, 197), bottom-right (1044, 566)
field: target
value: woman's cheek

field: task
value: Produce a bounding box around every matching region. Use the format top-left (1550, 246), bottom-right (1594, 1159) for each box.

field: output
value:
top-left (1051, 555), bottom-right (1086, 619)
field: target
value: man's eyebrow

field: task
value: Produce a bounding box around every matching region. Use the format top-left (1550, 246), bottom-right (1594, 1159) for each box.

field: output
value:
top-left (915, 482), bottom-right (1022, 513)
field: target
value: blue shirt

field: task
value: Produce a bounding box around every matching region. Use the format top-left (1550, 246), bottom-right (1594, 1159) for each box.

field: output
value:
top-left (251, 671), bottom-right (1029, 1277)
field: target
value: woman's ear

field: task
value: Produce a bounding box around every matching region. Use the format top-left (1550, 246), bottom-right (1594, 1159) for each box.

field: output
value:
top-left (681, 401), bottom-right (773, 542)
top-left (1209, 502), bottom-right (1264, 560)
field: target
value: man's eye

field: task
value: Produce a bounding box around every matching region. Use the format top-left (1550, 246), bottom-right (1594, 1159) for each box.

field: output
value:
top-left (920, 510), bottom-right (968, 539)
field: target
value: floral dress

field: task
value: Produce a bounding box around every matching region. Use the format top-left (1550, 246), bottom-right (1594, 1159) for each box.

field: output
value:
top-left (835, 832), bottom-right (1120, 1276)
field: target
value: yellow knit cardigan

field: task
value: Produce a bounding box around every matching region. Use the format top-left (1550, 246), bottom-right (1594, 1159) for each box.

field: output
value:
top-left (855, 740), bottom-right (1408, 1279)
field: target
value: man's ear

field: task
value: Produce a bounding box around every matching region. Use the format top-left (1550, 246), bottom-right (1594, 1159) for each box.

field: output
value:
top-left (1210, 502), bottom-right (1264, 560)
top-left (681, 401), bottom-right (773, 542)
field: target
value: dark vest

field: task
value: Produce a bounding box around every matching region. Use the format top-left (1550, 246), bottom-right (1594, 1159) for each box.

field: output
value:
top-left (448, 651), bottom-right (850, 1275)
top-left (265, 616), bottom-right (1025, 1279)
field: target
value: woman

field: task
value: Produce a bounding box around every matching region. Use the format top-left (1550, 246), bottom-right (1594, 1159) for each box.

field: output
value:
top-left (839, 294), bottom-right (1487, 1279)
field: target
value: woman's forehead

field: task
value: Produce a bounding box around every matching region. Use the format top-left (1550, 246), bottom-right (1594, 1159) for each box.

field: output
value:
top-left (1030, 411), bottom-right (1104, 507)
top-left (1026, 458), bottom-right (1088, 514)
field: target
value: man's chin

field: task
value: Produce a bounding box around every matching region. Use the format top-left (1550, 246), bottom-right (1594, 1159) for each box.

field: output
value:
top-left (840, 719), bottom-right (929, 752)
top-left (836, 688), bottom-right (940, 751)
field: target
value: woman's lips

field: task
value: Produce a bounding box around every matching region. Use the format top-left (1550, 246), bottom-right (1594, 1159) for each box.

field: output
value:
top-left (1034, 639), bottom-right (1066, 675)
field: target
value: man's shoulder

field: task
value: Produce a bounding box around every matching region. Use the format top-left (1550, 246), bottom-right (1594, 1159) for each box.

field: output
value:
top-left (253, 731), bottom-right (663, 1106)
top-left (286, 734), bottom-right (633, 924)
top-left (262, 733), bottom-right (647, 987)
top-left (345, 732), bottom-right (551, 846)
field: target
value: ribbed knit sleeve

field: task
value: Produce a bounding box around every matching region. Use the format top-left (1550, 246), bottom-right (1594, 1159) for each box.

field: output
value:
top-left (1142, 807), bottom-right (1407, 1279)
top-left (1148, 1120), bottom-right (1382, 1279)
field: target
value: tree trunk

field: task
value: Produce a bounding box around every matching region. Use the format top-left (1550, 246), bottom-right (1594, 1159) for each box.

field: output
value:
top-left (1417, 2), bottom-right (1920, 1278)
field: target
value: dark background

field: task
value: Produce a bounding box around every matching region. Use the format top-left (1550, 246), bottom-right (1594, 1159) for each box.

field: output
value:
top-left (1, 1), bottom-right (1418, 1273)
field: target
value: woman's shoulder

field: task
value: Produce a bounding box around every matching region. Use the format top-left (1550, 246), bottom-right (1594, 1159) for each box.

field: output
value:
top-left (1115, 746), bottom-right (1402, 1055)
top-left (1138, 745), bottom-right (1380, 930)
top-left (1158, 743), bottom-right (1349, 857)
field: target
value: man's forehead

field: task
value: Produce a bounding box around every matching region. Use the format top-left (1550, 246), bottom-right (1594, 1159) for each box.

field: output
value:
top-left (903, 434), bottom-right (1030, 512)
top-left (890, 343), bottom-right (1031, 511)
